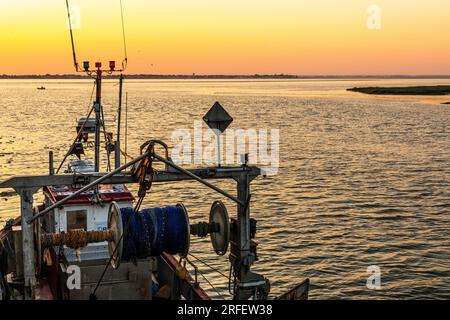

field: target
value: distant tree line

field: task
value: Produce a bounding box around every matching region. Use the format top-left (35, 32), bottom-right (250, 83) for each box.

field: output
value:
top-left (1, 74), bottom-right (450, 79)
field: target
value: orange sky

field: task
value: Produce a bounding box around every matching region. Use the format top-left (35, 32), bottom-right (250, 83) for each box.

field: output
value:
top-left (1, 0), bottom-right (450, 75)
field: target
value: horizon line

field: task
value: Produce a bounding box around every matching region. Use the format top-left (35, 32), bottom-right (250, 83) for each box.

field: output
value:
top-left (2, 74), bottom-right (450, 79)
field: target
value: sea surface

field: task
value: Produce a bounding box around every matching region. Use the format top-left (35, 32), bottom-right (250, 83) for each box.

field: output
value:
top-left (0, 78), bottom-right (449, 299)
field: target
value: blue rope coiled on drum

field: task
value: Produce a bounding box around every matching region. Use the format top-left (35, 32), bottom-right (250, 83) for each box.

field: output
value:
top-left (120, 205), bottom-right (189, 261)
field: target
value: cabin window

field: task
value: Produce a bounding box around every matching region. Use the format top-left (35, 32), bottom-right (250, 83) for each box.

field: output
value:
top-left (66, 210), bottom-right (87, 231)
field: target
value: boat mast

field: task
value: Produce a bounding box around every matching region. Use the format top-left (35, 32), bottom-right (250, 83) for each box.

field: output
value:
top-left (94, 62), bottom-right (102, 172)
top-left (115, 74), bottom-right (124, 169)
top-left (65, 0), bottom-right (128, 172)
top-left (94, 64), bottom-right (102, 172)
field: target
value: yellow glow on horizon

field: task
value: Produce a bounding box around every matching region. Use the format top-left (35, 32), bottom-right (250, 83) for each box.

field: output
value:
top-left (1, 0), bottom-right (450, 75)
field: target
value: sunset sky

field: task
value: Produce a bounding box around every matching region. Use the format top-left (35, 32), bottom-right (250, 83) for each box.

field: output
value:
top-left (1, 0), bottom-right (450, 75)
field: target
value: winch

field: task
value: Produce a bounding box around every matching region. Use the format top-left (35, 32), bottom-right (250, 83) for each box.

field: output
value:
top-left (38, 201), bottom-right (231, 269)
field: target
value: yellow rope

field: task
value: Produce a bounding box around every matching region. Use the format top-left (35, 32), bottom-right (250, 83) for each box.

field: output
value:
top-left (41, 230), bottom-right (114, 250)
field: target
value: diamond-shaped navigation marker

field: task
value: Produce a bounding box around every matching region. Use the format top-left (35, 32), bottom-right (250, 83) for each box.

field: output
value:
top-left (202, 102), bottom-right (233, 134)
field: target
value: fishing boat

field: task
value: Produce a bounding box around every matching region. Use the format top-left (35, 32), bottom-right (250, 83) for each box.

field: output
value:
top-left (0, 0), bottom-right (309, 301)
top-left (37, 86), bottom-right (46, 90)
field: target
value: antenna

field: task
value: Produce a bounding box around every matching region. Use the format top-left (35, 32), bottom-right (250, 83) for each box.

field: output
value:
top-left (119, 0), bottom-right (128, 70)
top-left (64, 0), bottom-right (129, 172)
top-left (66, 0), bottom-right (80, 72)
top-left (65, 0), bottom-right (128, 75)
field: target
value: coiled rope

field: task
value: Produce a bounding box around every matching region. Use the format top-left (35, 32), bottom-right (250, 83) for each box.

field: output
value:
top-left (120, 206), bottom-right (189, 261)
top-left (41, 229), bottom-right (113, 250)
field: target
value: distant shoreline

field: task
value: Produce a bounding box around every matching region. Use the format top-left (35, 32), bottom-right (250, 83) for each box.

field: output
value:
top-left (2, 74), bottom-right (450, 80)
top-left (348, 85), bottom-right (450, 105)
top-left (347, 85), bottom-right (450, 96)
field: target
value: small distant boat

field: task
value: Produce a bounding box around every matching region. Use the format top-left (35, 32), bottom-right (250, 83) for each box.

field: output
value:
top-left (37, 86), bottom-right (46, 90)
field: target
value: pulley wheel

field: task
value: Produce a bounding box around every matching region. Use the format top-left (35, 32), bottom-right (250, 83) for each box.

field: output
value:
top-left (176, 203), bottom-right (190, 258)
top-left (108, 201), bottom-right (123, 269)
top-left (209, 201), bottom-right (230, 256)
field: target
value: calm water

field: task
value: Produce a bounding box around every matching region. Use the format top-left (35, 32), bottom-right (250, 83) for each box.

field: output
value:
top-left (1, 79), bottom-right (449, 299)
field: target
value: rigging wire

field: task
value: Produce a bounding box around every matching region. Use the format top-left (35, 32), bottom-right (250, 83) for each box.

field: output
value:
top-left (229, 264), bottom-right (234, 295)
top-left (56, 80), bottom-right (96, 174)
top-left (188, 253), bottom-right (230, 281)
top-left (89, 211), bottom-right (133, 299)
top-left (65, 0), bottom-right (79, 71)
top-left (90, 192), bottom-right (142, 299)
top-left (66, 0), bottom-right (128, 72)
top-left (196, 268), bottom-right (227, 300)
top-left (64, 0), bottom-right (129, 173)
top-left (229, 264), bottom-right (237, 296)
top-left (188, 253), bottom-right (232, 299)
top-left (99, 105), bottom-right (112, 172)
top-left (90, 149), bottom-right (153, 298)
top-left (124, 92), bottom-right (128, 163)
top-left (119, 0), bottom-right (128, 70)
top-left (86, 80), bottom-right (96, 113)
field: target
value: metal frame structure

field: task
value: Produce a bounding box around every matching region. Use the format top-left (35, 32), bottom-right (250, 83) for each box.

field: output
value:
top-left (0, 161), bottom-right (267, 300)
top-left (0, 0), bottom-right (275, 301)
